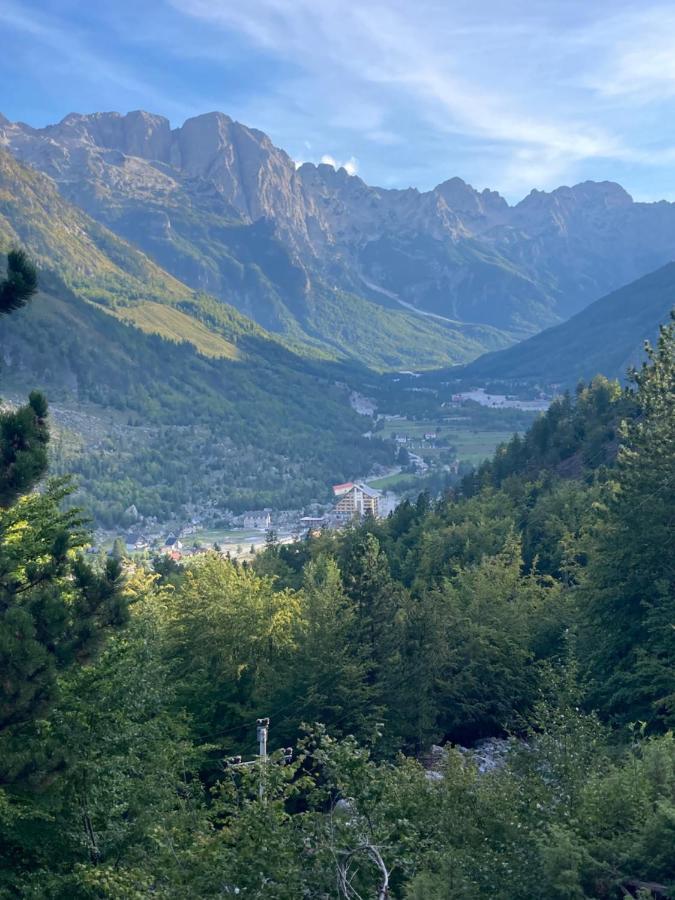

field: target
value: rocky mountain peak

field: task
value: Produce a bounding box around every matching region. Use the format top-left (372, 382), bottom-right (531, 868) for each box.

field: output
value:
top-left (511, 181), bottom-right (635, 238)
top-left (120, 110), bottom-right (173, 160)
top-left (435, 176), bottom-right (508, 213)
top-left (3, 106), bottom-right (675, 343)
top-left (517, 180), bottom-right (633, 213)
top-left (176, 111), bottom-right (290, 165)
top-left (175, 112), bottom-right (299, 222)
top-left (480, 186), bottom-right (510, 209)
top-left (40, 110), bottom-right (173, 163)
top-left (566, 180), bottom-right (633, 207)
top-left (434, 176), bottom-right (480, 211)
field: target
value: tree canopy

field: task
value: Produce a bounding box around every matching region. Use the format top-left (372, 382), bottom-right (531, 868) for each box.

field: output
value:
top-left (0, 271), bottom-right (672, 896)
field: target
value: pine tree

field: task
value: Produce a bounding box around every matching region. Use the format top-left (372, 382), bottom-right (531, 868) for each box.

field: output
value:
top-left (281, 556), bottom-right (374, 740)
top-left (583, 317), bottom-right (675, 727)
top-left (0, 253), bottom-right (128, 786)
top-left (0, 249), bottom-right (37, 316)
top-left (0, 483), bottom-right (126, 784)
top-left (0, 252), bottom-right (47, 504)
top-left (111, 537), bottom-right (127, 560)
top-left (0, 390), bottom-right (49, 506)
top-left (341, 531), bottom-right (405, 682)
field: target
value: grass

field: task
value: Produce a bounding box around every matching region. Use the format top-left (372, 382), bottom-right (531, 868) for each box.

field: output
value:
top-left (192, 528), bottom-right (264, 545)
top-left (368, 472), bottom-right (417, 490)
top-left (432, 428), bottom-right (514, 464)
top-left (386, 417), bottom-right (517, 467)
top-left (114, 302), bottom-right (240, 359)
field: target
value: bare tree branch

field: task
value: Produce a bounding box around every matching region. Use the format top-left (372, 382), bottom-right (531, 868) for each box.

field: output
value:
top-left (337, 843), bottom-right (390, 900)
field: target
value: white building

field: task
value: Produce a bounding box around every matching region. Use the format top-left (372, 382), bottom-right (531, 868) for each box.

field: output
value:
top-left (333, 482), bottom-right (381, 518)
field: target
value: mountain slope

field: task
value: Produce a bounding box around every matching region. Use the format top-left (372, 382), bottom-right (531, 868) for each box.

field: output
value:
top-left (5, 110), bottom-right (675, 356)
top-left (0, 149), bottom-right (393, 525)
top-left (0, 113), bottom-right (511, 369)
top-left (0, 146), bottom-right (191, 308)
top-left (462, 263), bottom-right (675, 386)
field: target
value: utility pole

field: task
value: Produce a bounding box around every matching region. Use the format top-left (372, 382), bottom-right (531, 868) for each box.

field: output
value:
top-left (257, 717), bottom-right (269, 802)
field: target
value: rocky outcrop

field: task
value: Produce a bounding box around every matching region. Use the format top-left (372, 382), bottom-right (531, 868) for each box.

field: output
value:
top-left (3, 108), bottom-right (675, 341)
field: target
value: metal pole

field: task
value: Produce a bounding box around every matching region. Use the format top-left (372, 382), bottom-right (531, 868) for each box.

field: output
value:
top-left (256, 717), bottom-right (269, 802)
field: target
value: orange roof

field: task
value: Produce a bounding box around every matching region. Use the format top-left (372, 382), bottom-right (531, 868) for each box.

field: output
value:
top-left (333, 482), bottom-right (355, 495)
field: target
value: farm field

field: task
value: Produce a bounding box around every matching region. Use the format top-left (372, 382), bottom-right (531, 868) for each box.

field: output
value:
top-left (367, 472), bottom-right (417, 491)
top-left (429, 428), bottom-right (517, 465)
top-left (385, 417), bottom-right (522, 466)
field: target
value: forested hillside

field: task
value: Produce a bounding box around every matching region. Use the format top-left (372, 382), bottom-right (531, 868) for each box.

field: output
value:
top-left (1, 312), bottom-right (672, 898)
top-left (0, 149), bottom-right (396, 522)
top-left (0, 269), bottom-right (391, 523)
top-left (463, 263), bottom-right (675, 386)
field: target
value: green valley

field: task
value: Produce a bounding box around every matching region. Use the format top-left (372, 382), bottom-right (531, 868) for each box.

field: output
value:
top-left (0, 149), bottom-right (395, 526)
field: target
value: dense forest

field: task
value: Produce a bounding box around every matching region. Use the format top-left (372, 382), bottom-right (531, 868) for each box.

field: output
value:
top-left (0, 269), bottom-right (393, 524)
top-left (0, 251), bottom-right (673, 897)
top-left (0, 150), bottom-right (401, 525)
top-left (461, 262), bottom-right (675, 387)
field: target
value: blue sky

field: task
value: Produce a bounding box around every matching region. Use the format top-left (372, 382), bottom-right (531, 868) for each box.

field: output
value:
top-left (4, 0), bottom-right (675, 201)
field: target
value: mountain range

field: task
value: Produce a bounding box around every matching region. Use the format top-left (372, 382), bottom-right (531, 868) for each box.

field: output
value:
top-left (0, 146), bottom-right (391, 525)
top-left (4, 109), bottom-right (675, 370)
top-left (1, 107), bottom-right (675, 527)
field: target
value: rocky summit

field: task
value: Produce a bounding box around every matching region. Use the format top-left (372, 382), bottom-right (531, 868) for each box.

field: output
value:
top-left (3, 109), bottom-right (675, 356)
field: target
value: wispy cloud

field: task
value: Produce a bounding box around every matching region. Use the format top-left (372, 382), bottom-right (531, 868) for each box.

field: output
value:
top-left (167, 1), bottom-right (621, 189)
top-left (6, 0), bottom-right (675, 199)
top-left (165, 0), bottom-right (675, 196)
top-left (580, 7), bottom-right (675, 103)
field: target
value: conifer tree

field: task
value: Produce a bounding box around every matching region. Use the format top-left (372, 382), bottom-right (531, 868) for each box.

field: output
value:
top-left (583, 318), bottom-right (675, 727)
top-left (0, 389), bottom-right (49, 506)
top-left (0, 252), bottom-right (48, 503)
top-left (0, 249), bottom-right (37, 316)
top-left (0, 252), bottom-right (127, 786)
top-left (283, 556), bottom-right (373, 740)
top-left (340, 531), bottom-right (405, 683)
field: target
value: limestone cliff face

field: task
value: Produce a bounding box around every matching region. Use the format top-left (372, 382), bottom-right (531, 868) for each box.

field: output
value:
top-left (3, 109), bottom-right (675, 338)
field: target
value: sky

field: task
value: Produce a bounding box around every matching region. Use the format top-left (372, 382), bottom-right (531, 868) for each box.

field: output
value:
top-left (4, 0), bottom-right (675, 201)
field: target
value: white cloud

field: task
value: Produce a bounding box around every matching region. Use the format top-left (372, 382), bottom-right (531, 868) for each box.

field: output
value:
top-left (167, 0), bottom-right (675, 195)
top-left (580, 8), bottom-right (675, 103)
top-left (320, 154), bottom-right (358, 175)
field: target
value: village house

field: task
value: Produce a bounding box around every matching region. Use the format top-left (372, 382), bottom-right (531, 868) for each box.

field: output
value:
top-left (124, 532), bottom-right (150, 553)
top-left (300, 515), bottom-right (326, 535)
top-left (240, 509), bottom-right (272, 530)
top-left (163, 533), bottom-right (183, 552)
top-left (407, 452), bottom-right (429, 473)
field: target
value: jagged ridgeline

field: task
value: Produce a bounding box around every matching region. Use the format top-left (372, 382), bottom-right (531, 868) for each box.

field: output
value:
top-left (0, 149), bottom-right (392, 524)
top-left (4, 107), bottom-right (675, 527)
top-left (6, 109), bottom-right (675, 365)
top-left (0, 112), bottom-right (512, 369)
